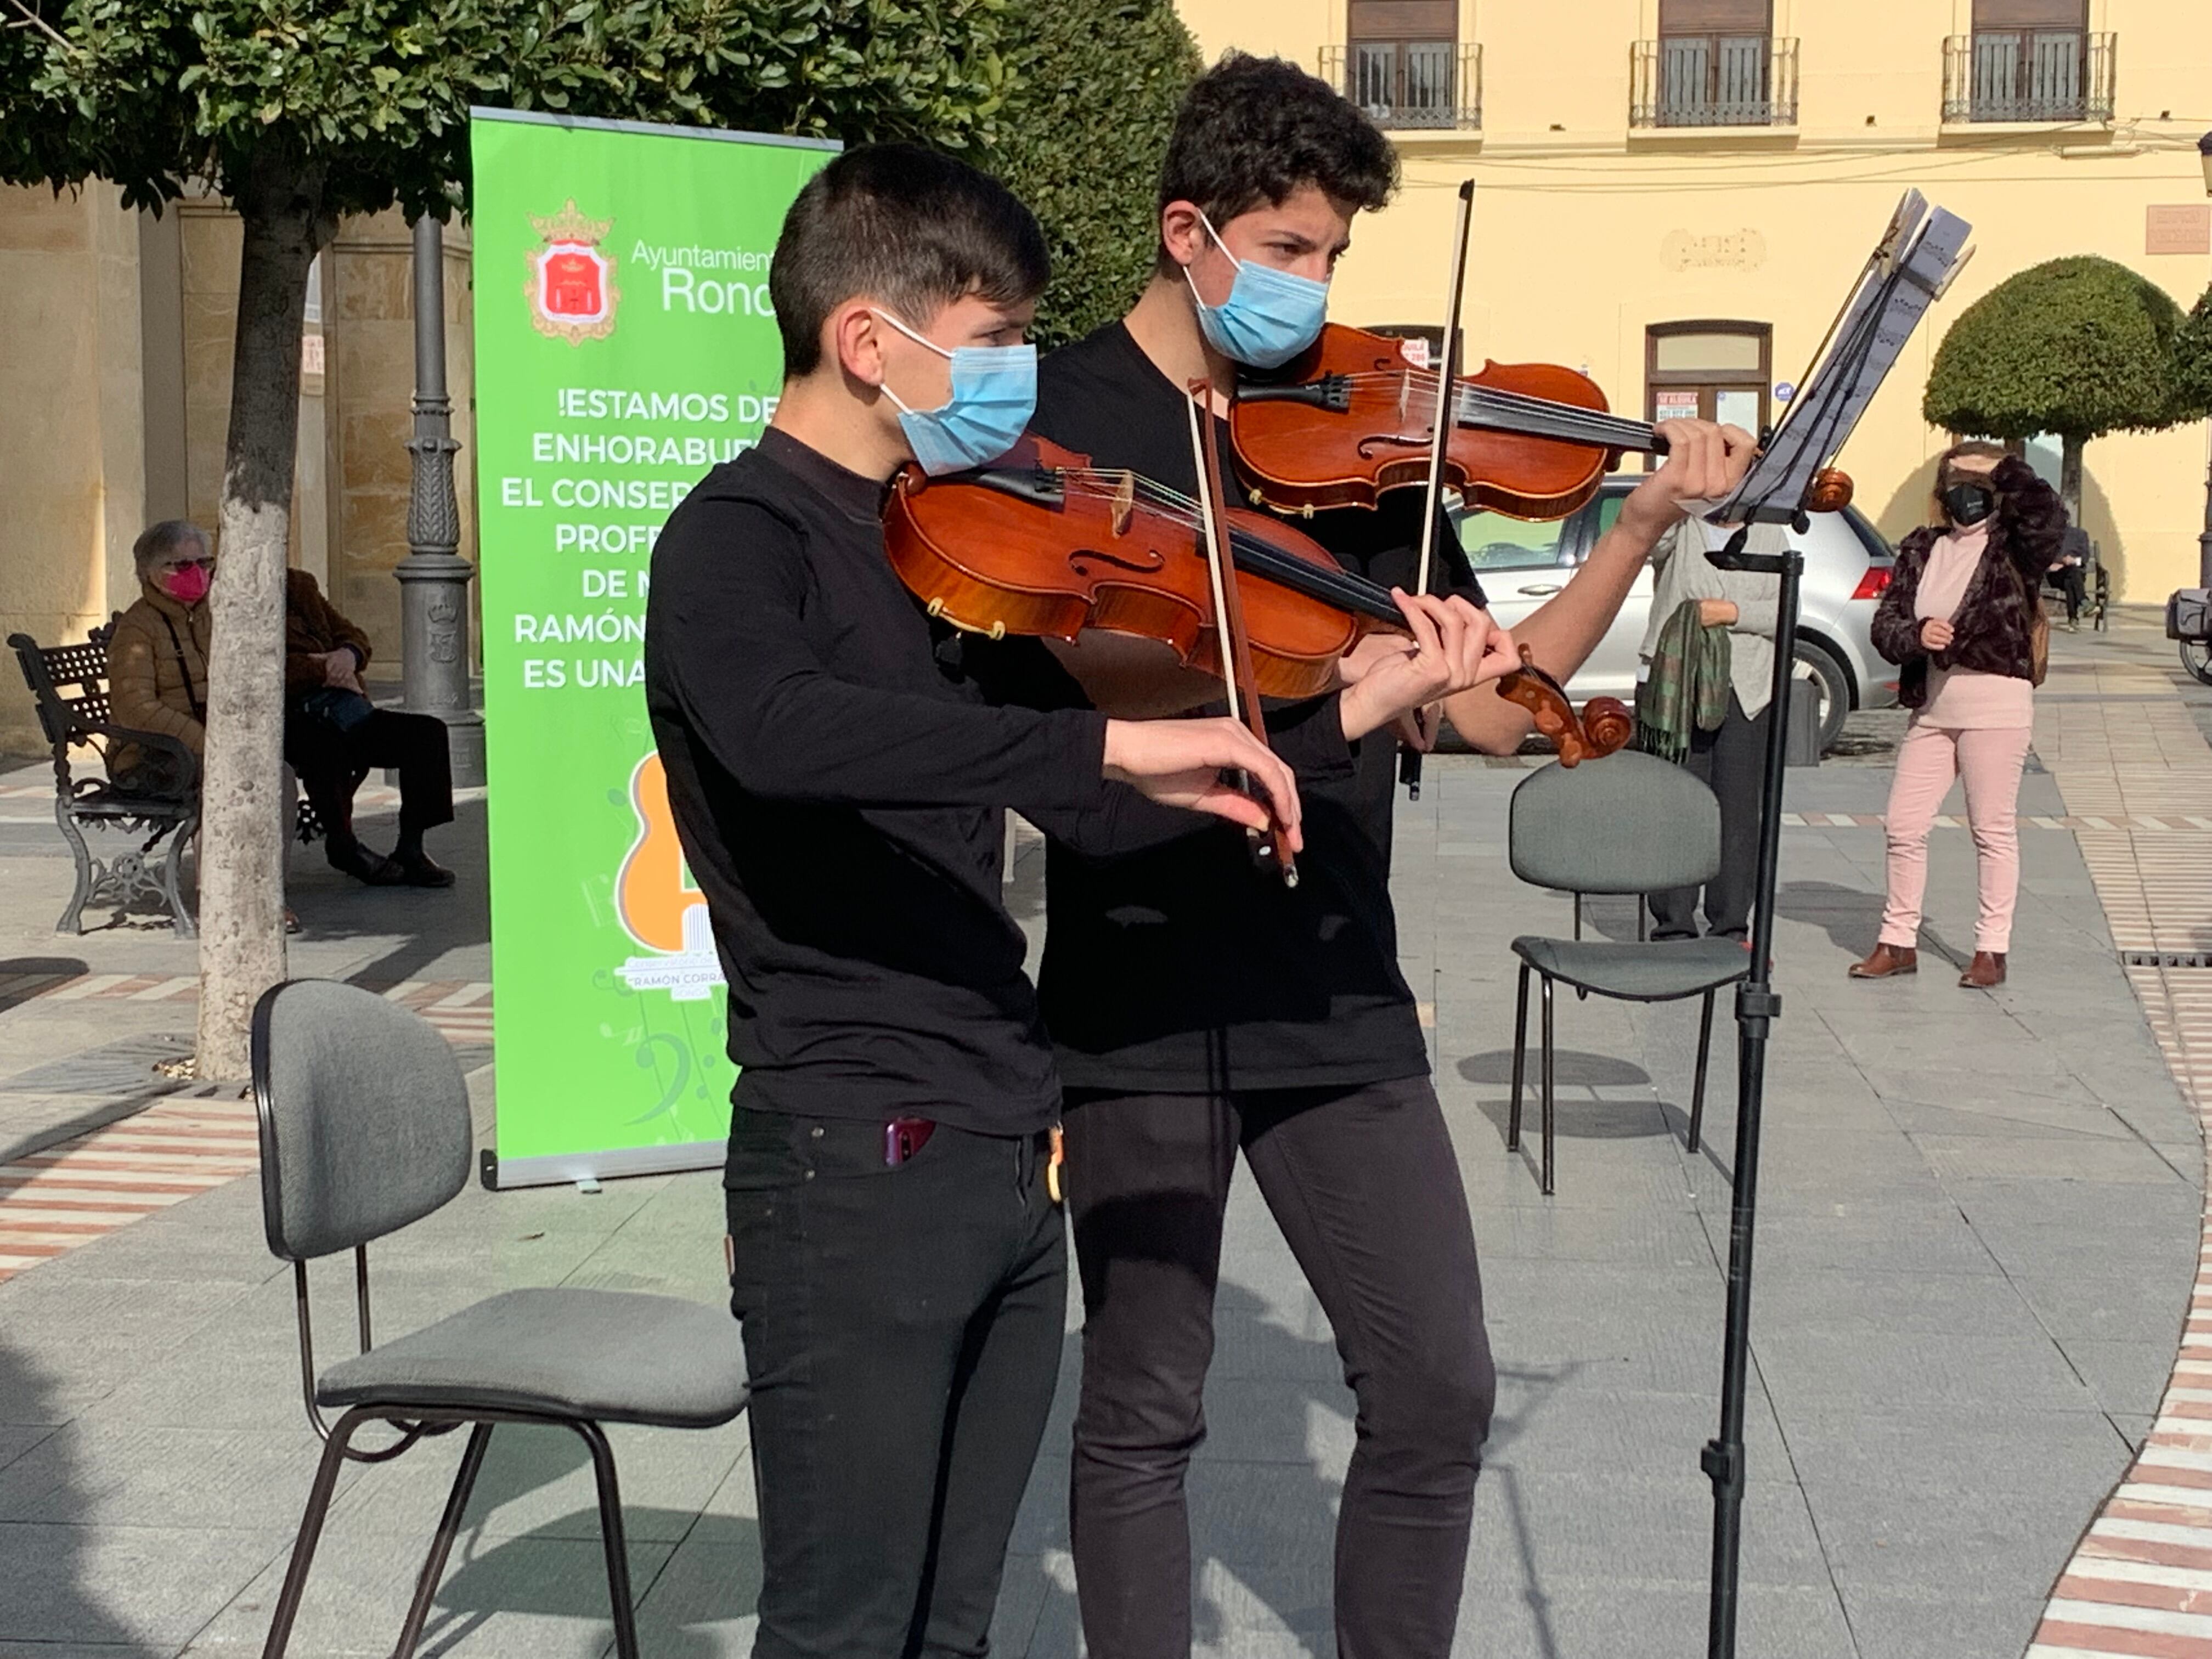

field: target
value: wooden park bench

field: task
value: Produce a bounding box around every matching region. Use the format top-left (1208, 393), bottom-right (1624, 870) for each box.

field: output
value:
top-left (9, 619), bottom-right (323, 938)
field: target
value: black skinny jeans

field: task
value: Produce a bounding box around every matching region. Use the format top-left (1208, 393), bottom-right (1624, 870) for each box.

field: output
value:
top-left (1064, 1075), bottom-right (1493, 1659)
top-left (725, 1109), bottom-right (1065, 1659)
top-left (1651, 691), bottom-right (1770, 941)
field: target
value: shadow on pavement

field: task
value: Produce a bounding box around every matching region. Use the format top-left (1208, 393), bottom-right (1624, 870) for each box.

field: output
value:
top-left (0, 956), bottom-right (88, 1013)
top-left (0, 1337), bottom-right (133, 1647)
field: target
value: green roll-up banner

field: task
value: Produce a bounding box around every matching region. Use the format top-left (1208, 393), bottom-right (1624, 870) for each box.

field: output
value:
top-left (470, 109), bottom-right (836, 1188)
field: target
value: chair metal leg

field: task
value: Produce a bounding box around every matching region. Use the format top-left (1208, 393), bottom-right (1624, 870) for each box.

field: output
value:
top-left (1690, 990), bottom-right (1717, 1154)
top-left (162, 812), bottom-right (199, 939)
top-left (571, 1419), bottom-right (641, 1659)
top-left (390, 1422), bottom-right (494, 1659)
top-left (1540, 974), bottom-right (1558, 1197)
top-left (54, 799), bottom-right (92, 934)
top-left (1509, 963), bottom-right (1530, 1152)
top-left (261, 1407), bottom-right (371, 1659)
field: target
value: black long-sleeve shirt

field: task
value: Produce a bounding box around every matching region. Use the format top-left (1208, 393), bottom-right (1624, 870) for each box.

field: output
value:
top-left (1026, 321), bottom-right (1486, 1093)
top-left (644, 427), bottom-right (1116, 1137)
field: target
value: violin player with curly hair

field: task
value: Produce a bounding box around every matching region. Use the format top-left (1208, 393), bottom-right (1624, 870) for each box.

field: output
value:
top-left (1852, 442), bottom-right (2066, 989)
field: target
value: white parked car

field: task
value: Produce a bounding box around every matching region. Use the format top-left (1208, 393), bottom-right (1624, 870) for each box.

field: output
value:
top-left (1452, 476), bottom-right (1900, 754)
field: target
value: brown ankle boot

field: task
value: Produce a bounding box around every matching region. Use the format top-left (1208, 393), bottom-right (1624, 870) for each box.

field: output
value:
top-left (1960, 951), bottom-right (2007, 988)
top-left (1849, 943), bottom-right (1917, 979)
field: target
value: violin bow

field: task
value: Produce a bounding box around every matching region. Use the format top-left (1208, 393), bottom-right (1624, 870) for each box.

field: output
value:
top-left (1186, 381), bottom-right (1299, 888)
top-left (1401, 177), bottom-right (1476, 802)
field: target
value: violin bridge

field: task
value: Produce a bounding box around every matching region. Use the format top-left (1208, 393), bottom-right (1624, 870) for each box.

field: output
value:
top-left (1110, 471), bottom-right (1135, 537)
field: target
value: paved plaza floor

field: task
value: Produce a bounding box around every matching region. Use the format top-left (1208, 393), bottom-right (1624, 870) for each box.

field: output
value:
top-left (1, 611), bottom-right (2208, 1658)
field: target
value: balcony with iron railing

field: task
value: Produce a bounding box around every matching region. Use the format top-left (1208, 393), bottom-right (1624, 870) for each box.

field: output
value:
top-left (1942, 31), bottom-right (2115, 123)
top-left (1631, 35), bottom-right (1798, 129)
top-left (1321, 42), bottom-right (1482, 133)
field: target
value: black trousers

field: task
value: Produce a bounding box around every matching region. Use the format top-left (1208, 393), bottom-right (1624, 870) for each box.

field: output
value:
top-left (2049, 563), bottom-right (2086, 623)
top-left (725, 1108), bottom-right (1065, 1659)
top-left (1651, 691), bottom-right (1770, 941)
top-left (283, 707), bottom-right (453, 849)
top-left (1063, 1075), bottom-right (1493, 1659)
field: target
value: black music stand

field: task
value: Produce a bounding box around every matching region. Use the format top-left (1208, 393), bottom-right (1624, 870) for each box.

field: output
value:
top-left (1693, 192), bottom-right (1972, 1659)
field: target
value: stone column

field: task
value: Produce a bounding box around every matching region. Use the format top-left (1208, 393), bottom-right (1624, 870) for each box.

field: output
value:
top-left (397, 212), bottom-right (485, 786)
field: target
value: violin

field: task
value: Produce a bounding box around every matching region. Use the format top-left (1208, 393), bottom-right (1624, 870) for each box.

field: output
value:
top-left (1493, 646), bottom-right (1632, 769)
top-left (1228, 321), bottom-right (1855, 524)
top-left (883, 432), bottom-right (1410, 705)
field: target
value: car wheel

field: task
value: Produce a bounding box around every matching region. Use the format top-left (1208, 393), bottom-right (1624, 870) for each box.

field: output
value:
top-left (2182, 639), bottom-right (2212, 687)
top-left (1794, 640), bottom-right (1850, 754)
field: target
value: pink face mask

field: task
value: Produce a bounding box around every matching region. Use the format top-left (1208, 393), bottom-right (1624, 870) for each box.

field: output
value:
top-left (160, 563), bottom-right (212, 605)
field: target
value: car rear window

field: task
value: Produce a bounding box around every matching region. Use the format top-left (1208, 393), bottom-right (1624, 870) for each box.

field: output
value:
top-left (1843, 507), bottom-right (1893, 565)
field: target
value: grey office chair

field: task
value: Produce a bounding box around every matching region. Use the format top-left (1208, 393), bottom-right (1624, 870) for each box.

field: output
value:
top-left (250, 979), bottom-right (748, 1659)
top-left (1506, 751), bottom-right (1751, 1195)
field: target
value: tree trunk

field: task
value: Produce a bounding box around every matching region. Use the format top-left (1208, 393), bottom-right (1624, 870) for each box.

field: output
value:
top-left (195, 145), bottom-right (334, 1080)
top-left (2061, 432), bottom-right (2085, 529)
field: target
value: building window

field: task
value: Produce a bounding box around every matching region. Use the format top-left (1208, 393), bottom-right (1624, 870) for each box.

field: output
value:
top-left (1633, 0), bottom-right (1796, 129)
top-left (1944, 1), bottom-right (2115, 123)
top-left (1322, 2), bottom-right (1480, 131)
top-left (1646, 321), bottom-right (1771, 441)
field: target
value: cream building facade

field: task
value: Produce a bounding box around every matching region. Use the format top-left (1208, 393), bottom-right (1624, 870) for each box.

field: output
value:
top-left (1173, 0), bottom-right (2212, 597)
top-left (0, 188), bottom-right (473, 753)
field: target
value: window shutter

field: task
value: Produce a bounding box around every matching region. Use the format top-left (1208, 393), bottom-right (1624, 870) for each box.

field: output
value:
top-left (1348, 1), bottom-right (1457, 40)
top-left (1972, 0), bottom-right (2087, 26)
top-left (1658, 0), bottom-right (1771, 34)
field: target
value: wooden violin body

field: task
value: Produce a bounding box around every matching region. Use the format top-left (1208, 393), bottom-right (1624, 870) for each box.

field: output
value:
top-left (1229, 324), bottom-right (1633, 522)
top-left (1496, 646), bottom-right (1632, 768)
top-left (884, 435), bottom-right (1403, 703)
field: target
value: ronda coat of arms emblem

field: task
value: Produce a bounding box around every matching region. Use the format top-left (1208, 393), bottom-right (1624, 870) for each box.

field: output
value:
top-left (526, 200), bottom-right (619, 344)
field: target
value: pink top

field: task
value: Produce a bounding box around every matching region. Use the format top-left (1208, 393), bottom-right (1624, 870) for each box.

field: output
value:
top-left (1914, 524), bottom-right (2033, 730)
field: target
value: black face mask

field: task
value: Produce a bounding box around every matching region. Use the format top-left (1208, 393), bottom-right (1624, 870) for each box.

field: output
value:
top-left (1939, 481), bottom-right (1995, 527)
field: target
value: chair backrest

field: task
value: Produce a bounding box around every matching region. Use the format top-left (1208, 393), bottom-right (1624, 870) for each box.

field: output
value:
top-left (1509, 749), bottom-right (1722, 896)
top-left (251, 979), bottom-right (472, 1261)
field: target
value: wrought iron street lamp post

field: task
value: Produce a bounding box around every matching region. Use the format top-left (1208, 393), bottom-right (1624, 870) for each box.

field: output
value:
top-left (398, 213), bottom-right (486, 787)
top-left (2198, 133), bottom-right (2212, 586)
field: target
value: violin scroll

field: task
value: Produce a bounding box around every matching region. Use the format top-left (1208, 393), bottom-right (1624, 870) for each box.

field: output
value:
top-left (1578, 697), bottom-right (1634, 760)
top-left (1806, 468), bottom-right (1854, 514)
top-left (1496, 646), bottom-right (1634, 769)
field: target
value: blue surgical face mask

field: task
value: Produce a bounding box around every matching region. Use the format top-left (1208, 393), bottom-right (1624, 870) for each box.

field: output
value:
top-left (1183, 212), bottom-right (1330, 370)
top-left (873, 309), bottom-right (1036, 476)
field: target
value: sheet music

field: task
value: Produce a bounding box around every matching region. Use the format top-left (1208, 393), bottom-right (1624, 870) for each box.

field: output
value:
top-left (1713, 191), bottom-right (1972, 524)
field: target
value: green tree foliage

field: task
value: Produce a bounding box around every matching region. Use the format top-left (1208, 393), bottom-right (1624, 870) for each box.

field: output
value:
top-left (1923, 255), bottom-right (2202, 521)
top-left (2177, 283), bottom-right (2212, 415)
top-left (986, 0), bottom-right (1201, 351)
top-left (0, 2), bottom-right (1007, 219)
top-left (0, 0), bottom-right (1008, 1075)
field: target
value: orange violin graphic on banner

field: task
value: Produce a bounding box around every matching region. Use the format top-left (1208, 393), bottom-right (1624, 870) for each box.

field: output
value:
top-left (616, 752), bottom-right (723, 1001)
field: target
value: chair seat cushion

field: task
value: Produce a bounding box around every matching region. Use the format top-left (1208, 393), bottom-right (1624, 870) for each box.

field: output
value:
top-left (317, 1287), bottom-right (748, 1429)
top-left (1511, 935), bottom-right (1750, 1002)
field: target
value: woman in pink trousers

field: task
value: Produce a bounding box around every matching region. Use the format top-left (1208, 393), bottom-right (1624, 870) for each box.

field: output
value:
top-left (1852, 442), bottom-right (2064, 989)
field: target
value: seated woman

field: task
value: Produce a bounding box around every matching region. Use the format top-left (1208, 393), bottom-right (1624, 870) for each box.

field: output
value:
top-left (110, 520), bottom-right (302, 929)
top-left (283, 568), bottom-right (456, 888)
top-left (108, 520), bottom-right (217, 797)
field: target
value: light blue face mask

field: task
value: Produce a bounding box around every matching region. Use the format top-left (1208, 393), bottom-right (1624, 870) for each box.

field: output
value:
top-left (1184, 212), bottom-right (1330, 370)
top-left (873, 309), bottom-right (1037, 476)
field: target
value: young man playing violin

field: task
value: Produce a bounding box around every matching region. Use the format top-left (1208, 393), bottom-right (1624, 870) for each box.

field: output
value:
top-left (642, 144), bottom-right (1308, 1659)
top-left (642, 143), bottom-right (1487, 1659)
top-left (1022, 54), bottom-right (1758, 1659)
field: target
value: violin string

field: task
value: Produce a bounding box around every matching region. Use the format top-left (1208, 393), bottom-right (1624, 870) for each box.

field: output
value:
top-left (1320, 371), bottom-right (1660, 449)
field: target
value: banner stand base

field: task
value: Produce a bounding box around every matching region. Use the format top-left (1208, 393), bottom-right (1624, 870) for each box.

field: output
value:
top-left (480, 1141), bottom-right (726, 1192)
